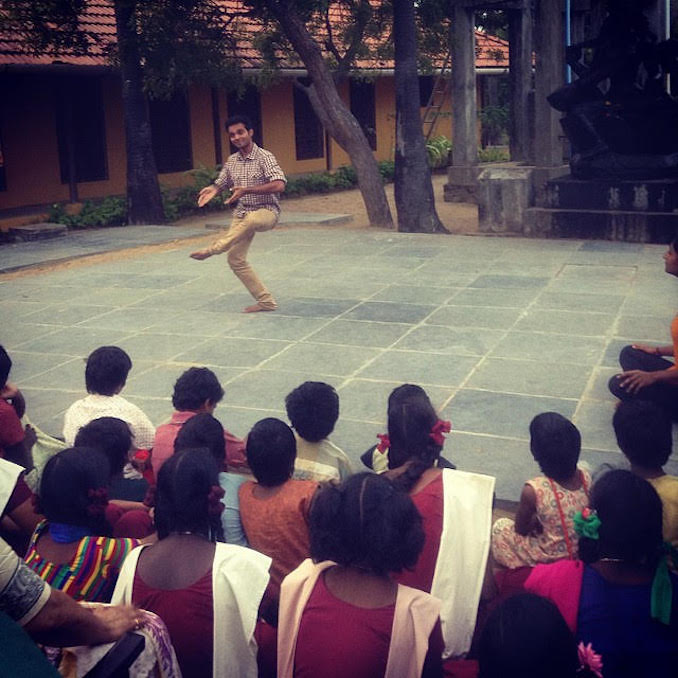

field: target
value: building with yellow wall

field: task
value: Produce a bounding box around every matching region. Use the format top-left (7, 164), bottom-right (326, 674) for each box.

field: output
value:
top-left (0, 2), bottom-right (508, 227)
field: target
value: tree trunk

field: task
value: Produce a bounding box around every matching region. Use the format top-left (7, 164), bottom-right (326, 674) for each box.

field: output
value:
top-left (114, 0), bottom-right (165, 224)
top-left (393, 0), bottom-right (445, 233)
top-left (266, 2), bottom-right (393, 228)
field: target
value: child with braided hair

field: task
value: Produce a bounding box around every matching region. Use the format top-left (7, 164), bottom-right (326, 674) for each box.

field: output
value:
top-left (112, 448), bottom-right (270, 678)
top-left (24, 447), bottom-right (142, 602)
top-left (382, 384), bottom-right (495, 659)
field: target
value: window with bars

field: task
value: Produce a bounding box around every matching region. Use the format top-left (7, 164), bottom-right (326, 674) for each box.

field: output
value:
top-left (56, 77), bottom-right (108, 184)
top-left (149, 91), bottom-right (193, 174)
top-left (293, 81), bottom-right (324, 160)
top-left (350, 79), bottom-right (377, 151)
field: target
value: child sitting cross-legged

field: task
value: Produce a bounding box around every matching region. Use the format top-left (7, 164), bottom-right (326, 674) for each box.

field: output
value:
top-left (63, 346), bottom-right (155, 482)
top-left (112, 448), bottom-right (270, 678)
top-left (174, 412), bottom-right (249, 547)
top-left (277, 472), bottom-right (444, 678)
top-left (492, 412), bottom-right (591, 568)
top-left (24, 447), bottom-right (144, 602)
top-left (238, 418), bottom-right (318, 607)
top-left (613, 400), bottom-right (678, 551)
top-left (285, 381), bottom-right (353, 483)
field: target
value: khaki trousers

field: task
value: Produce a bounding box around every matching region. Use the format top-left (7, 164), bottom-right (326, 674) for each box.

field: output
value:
top-left (207, 208), bottom-right (278, 310)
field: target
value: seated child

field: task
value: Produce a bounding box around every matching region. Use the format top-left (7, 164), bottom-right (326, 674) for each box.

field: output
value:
top-left (277, 473), bottom-right (444, 678)
top-left (112, 448), bottom-right (270, 678)
top-left (24, 447), bottom-right (142, 602)
top-left (285, 381), bottom-right (353, 483)
top-left (152, 367), bottom-right (246, 478)
top-left (0, 345), bottom-right (36, 469)
top-left (174, 412), bottom-right (249, 546)
top-left (62, 347), bottom-right (155, 480)
top-left (74, 417), bottom-right (153, 537)
top-left (238, 418), bottom-right (318, 603)
top-left (492, 412), bottom-right (591, 568)
top-left (613, 400), bottom-right (678, 549)
top-left (478, 593), bottom-right (600, 678)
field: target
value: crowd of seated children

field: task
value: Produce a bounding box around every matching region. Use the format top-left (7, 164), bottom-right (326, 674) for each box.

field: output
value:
top-left (238, 418), bottom-right (318, 608)
top-left (525, 469), bottom-right (678, 677)
top-left (112, 448), bottom-right (270, 678)
top-left (152, 366), bottom-right (246, 478)
top-left (62, 346), bottom-right (155, 482)
top-left (24, 447), bottom-right (144, 602)
top-left (278, 472), bottom-right (444, 678)
top-left (491, 412), bottom-right (591, 568)
top-left (382, 384), bottom-right (495, 659)
top-left (174, 412), bottom-right (249, 547)
top-left (613, 400), bottom-right (678, 550)
top-left (284, 381), bottom-right (353, 483)
top-left (9, 327), bottom-right (678, 678)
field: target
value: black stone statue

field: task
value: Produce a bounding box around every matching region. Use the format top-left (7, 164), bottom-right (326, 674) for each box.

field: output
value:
top-left (548, 0), bottom-right (678, 179)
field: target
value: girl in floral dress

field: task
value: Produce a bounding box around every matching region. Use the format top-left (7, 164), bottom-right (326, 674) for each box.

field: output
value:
top-left (492, 413), bottom-right (591, 568)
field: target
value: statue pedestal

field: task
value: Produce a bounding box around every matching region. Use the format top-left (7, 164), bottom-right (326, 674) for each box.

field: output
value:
top-left (525, 176), bottom-right (678, 242)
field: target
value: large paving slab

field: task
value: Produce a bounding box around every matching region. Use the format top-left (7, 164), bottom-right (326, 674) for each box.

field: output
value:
top-left (2, 226), bottom-right (678, 501)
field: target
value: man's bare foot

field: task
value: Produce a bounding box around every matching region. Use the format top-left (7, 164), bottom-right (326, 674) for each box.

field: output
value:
top-left (190, 249), bottom-right (212, 261)
top-left (243, 304), bottom-right (277, 313)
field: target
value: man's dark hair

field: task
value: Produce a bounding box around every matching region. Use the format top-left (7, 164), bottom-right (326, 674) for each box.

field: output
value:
top-left (310, 473), bottom-right (424, 576)
top-left (85, 346), bottom-right (132, 396)
top-left (172, 367), bottom-right (224, 412)
top-left (40, 447), bottom-right (111, 533)
top-left (225, 114), bottom-right (253, 132)
top-left (0, 345), bottom-right (11, 388)
top-left (74, 417), bottom-right (131, 478)
top-left (529, 412), bottom-right (581, 484)
top-left (175, 413), bottom-right (226, 466)
top-left (246, 418), bottom-right (296, 487)
top-left (285, 381), bottom-right (339, 443)
top-left (154, 448), bottom-right (222, 541)
top-left (613, 400), bottom-right (672, 468)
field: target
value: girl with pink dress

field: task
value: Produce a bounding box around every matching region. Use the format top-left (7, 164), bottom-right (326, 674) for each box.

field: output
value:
top-left (492, 412), bottom-right (591, 568)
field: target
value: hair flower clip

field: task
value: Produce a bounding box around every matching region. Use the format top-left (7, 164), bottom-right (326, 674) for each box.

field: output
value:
top-left (376, 433), bottom-right (390, 453)
top-left (429, 419), bottom-right (452, 446)
top-left (573, 507), bottom-right (601, 540)
top-left (577, 642), bottom-right (603, 678)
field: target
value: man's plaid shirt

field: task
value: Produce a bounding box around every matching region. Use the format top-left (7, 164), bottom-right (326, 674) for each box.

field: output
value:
top-left (214, 143), bottom-right (286, 218)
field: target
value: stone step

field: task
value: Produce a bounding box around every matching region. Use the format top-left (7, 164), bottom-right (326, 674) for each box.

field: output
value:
top-left (525, 207), bottom-right (678, 242)
top-left (544, 177), bottom-right (678, 213)
top-left (8, 222), bottom-right (67, 241)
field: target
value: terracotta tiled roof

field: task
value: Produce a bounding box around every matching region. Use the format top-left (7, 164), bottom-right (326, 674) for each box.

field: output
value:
top-left (0, 0), bottom-right (508, 70)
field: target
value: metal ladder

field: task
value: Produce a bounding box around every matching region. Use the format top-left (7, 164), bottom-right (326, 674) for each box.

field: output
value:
top-left (421, 50), bottom-right (452, 141)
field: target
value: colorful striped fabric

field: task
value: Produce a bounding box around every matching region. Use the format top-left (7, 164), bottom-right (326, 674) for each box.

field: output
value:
top-left (24, 521), bottom-right (140, 602)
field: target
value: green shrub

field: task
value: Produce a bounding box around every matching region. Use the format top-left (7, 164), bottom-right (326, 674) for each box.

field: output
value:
top-left (478, 146), bottom-right (510, 163)
top-left (425, 136), bottom-right (452, 169)
top-left (377, 160), bottom-right (395, 181)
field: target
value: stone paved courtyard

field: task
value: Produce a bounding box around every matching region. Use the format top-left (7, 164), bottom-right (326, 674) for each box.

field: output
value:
top-left (2, 224), bottom-right (677, 500)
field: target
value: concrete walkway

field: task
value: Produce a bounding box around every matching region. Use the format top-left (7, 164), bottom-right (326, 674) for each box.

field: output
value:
top-left (2, 223), bottom-right (677, 500)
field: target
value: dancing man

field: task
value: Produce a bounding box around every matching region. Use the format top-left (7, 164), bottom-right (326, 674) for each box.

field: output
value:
top-left (190, 114), bottom-right (286, 313)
